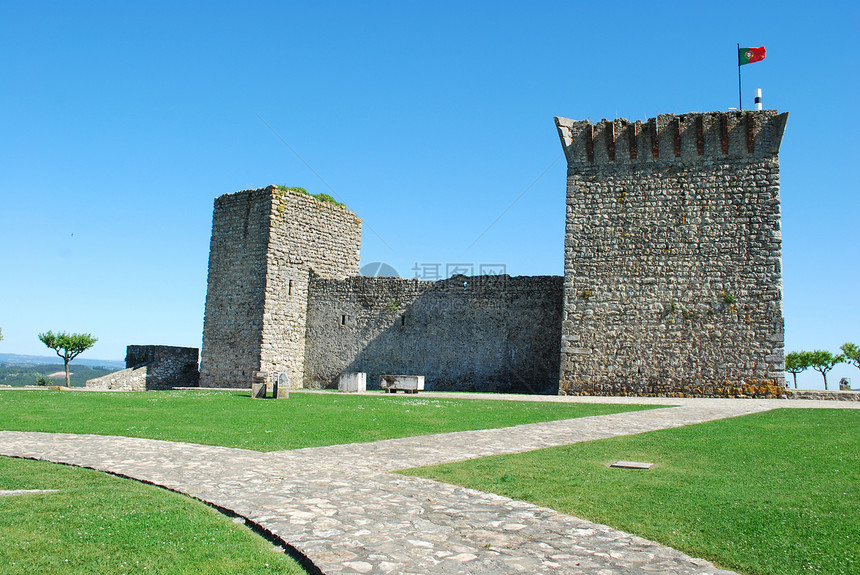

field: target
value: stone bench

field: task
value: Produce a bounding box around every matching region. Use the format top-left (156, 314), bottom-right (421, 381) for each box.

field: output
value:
top-left (380, 375), bottom-right (424, 394)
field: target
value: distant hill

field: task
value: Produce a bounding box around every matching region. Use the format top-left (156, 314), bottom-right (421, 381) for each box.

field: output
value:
top-left (0, 353), bottom-right (124, 370)
top-left (0, 362), bottom-right (117, 388)
top-left (0, 353), bottom-right (125, 387)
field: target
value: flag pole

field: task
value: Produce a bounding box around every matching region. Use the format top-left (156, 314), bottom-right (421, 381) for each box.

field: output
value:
top-left (737, 43), bottom-right (743, 110)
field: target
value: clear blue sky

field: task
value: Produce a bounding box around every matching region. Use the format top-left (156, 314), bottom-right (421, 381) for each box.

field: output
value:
top-left (1, 1), bottom-right (857, 389)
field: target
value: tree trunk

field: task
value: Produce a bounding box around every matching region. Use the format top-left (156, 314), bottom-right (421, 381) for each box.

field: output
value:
top-left (823, 372), bottom-right (828, 391)
top-left (792, 373), bottom-right (798, 388)
top-left (64, 358), bottom-right (71, 388)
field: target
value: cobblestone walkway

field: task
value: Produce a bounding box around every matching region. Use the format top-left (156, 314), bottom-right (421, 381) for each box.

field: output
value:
top-left (1, 396), bottom-right (855, 574)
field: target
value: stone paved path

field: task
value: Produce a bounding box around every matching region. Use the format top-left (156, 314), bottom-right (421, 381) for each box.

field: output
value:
top-left (1, 395), bottom-right (856, 574)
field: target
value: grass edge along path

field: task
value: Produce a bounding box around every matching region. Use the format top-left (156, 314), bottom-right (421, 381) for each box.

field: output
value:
top-left (0, 456), bottom-right (307, 575)
top-left (401, 408), bottom-right (858, 575)
top-left (0, 390), bottom-right (659, 452)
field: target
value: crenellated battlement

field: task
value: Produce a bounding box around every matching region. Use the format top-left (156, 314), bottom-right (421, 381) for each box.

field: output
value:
top-left (555, 110), bottom-right (788, 166)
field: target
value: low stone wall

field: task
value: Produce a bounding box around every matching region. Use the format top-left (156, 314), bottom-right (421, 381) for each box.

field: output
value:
top-left (785, 389), bottom-right (860, 402)
top-left (85, 365), bottom-right (150, 391)
top-left (560, 378), bottom-right (787, 399)
top-left (86, 345), bottom-right (199, 391)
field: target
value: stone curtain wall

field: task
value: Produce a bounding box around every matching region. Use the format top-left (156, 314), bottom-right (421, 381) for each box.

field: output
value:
top-left (555, 110), bottom-right (789, 397)
top-left (304, 275), bottom-right (562, 394)
top-left (200, 186), bottom-right (361, 389)
top-left (86, 345), bottom-right (198, 391)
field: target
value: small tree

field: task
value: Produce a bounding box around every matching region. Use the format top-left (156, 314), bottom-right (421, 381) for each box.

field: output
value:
top-left (784, 351), bottom-right (811, 389)
top-left (841, 342), bottom-right (860, 371)
top-left (807, 350), bottom-right (844, 390)
top-left (37, 331), bottom-right (97, 388)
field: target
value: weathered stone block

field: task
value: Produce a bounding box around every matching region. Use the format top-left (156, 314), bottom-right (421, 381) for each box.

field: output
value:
top-left (274, 372), bottom-right (290, 399)
top-left (337, 372), bottom-right (366, 393)
top-left (380, 375), bottom-right (425, 394)
top-left (251, 382), bottom-right (267, 399)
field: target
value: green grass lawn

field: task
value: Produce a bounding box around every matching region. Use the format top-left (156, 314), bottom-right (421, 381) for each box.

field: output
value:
top-left (0, 457), bottom-right (306, 575)
top-left (0, 390), bottom-right (655, 574)
top-left (401, 408), bottom-right (859, 575)
top-left (0, 390), bottom-right (657, 451)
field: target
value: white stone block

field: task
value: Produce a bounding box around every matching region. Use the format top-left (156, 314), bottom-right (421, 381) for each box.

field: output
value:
top-left (338, 372), bottom-right (366, 393)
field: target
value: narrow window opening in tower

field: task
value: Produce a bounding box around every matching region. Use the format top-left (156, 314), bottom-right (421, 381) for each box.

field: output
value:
top-left (341, 315), bottom-right (346, 327)
top-left (401, 314), bottom-right (405, 328)
top-left (288, 280), bottom-right (293, 296)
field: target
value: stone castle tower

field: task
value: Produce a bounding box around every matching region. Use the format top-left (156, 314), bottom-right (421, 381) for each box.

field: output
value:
top-left (555, 110), bottom-right (789, 395)
top-left (199, 186), bottom-right (361, 388)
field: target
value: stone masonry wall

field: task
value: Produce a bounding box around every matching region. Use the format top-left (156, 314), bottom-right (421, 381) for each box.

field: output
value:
top-left (87, 345), bottom-right (198, 391)
top-left (260, 188), bottom-right (361, 389)
top-left (200, 186), bottom-right (361, 388)
top-left (305, 275), bottom-right (562, 394)
top-left (555, 110), bottom-right (789, 397)
top-left (199, 189), bottom-right (271, 388)
top-left (85, 366), bottom-right (148, 391)
top-left (126, 345), bottom-right (199, 388)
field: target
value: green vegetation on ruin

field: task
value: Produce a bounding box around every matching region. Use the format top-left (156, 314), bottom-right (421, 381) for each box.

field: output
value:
top-left (0, 390), bottom-right (655, 451)
top-left (401, 408), bottom-right (859, 575)
top-left (0, 457), bottom-right (306, 574)
top-left (275, 185), bottom-right (345, 207)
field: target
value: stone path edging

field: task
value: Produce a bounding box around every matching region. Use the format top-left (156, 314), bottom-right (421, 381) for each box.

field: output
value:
top-left (1, 396), bottom-right (856, 574)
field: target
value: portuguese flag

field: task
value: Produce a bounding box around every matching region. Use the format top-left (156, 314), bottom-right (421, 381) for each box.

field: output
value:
top-left (739, 46), bottom-right (766, 66)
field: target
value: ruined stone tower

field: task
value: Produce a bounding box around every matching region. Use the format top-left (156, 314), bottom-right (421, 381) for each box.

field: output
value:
top-left (555, 110), bottom-right (789, 395)
top-left (199, 186), bottom-right (361, 388)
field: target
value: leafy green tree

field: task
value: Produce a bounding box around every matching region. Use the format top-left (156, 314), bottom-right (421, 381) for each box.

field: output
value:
top-left (784, 351), bottom-right (812, 389)
top-left (841, 342), bottom-right (860, 371)
top-left (807, 350), bottom-right (844, 390)
top-left (37, 331), bottom-right (97, 388)
top-left (0, 327), bottom-right (3, 341)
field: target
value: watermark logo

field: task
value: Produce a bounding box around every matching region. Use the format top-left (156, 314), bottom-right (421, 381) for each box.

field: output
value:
top-left (360, 262), bottom-right (400, 277)
top-left (410, 262), bottom-right (508, 292)
top-left (410, 262), bottom-right (507, 281)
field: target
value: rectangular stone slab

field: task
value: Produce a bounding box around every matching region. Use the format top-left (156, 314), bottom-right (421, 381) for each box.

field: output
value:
top-left (380, 375), bottom-right (425, 393)
top-left (609, 461), bottom-right (654, 469)
top-left (251, 382), bottom-right (267, 399)
top-left (338, 372), bottom-right (367, 393)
